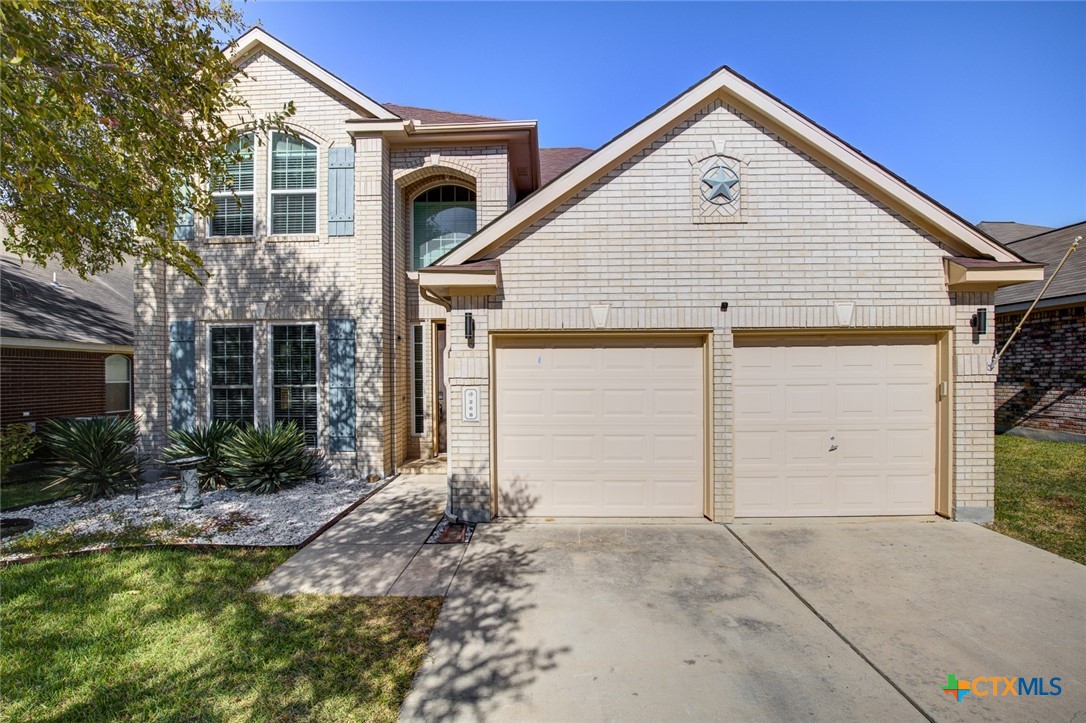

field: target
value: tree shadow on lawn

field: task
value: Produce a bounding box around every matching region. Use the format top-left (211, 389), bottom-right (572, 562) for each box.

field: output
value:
top-left (1, 548), bottom-right (441, 722)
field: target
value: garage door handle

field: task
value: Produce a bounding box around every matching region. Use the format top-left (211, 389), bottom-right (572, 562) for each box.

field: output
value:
top-left (829, 436), bottom-right (838, 452)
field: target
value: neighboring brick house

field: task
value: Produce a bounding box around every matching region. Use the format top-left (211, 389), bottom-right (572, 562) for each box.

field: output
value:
top-left (137, 28), bottom-right (1042, 524)
top-left (1, 248), bottom-right (134, 428)
top-left (981, 221), bottom-right (1085, 442)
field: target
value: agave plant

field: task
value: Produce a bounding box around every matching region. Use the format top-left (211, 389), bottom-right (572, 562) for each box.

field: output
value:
top-left (40, 416), bottom-right (142, 501)
top-left (164, 421), bottom-right (237, 490)
top-left (220, 422), bottom-right (317, 494)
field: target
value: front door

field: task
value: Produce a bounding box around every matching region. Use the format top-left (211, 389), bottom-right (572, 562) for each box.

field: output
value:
top-left (434, 323), bottom-right (447, 455)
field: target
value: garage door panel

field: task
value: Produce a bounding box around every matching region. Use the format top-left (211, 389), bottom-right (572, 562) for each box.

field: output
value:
top-left (837, 384), bottom-right (881, 419)
top-left (786, 345), bottom-right (833, 373)
top-left (887, 474), bottom-right (935, 509)
top-left (496, 338), bottom-right (704, 518)
top-left (552, 389), bottom-right (596, 417)
top-left (785, 384), bottom-right (832, 420)
top-left (500, 389), bottom-right (546, 418)
top-left (736, 336), bottom-right (935, 517)
top-left (786, 475), bottom-right (833, 511)
top-left (654, 388), bottom-right (701, 416)
top-left (734, 430), bottom-right (782, 464)
top-left (887, 384), bottom-right (932, 417)
top-left (734, 384), bottom-right (778, 419)
top-left (885, 428), bottom-right (933, 465)
top-left (552, 434), bottom-right (595, 462)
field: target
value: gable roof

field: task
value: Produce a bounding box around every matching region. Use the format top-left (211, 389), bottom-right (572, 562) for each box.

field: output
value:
top-left (437, 66), bottom-right (1024, 267)
top-left (0, 252), bottom-right (133, 348)
top-left (977, 221), bottom-right (1054, 244)
top-left (995, 221), bottom-right (1085, 310)
top-left (383, 103), bottom-right (502, 125)
top-left (540, 147), bottom-right (594, 185)
top-left (227, 28), bottom-right (398, 120)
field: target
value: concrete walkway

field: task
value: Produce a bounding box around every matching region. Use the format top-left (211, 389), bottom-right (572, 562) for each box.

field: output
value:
top-left (253, 474), bottom-right (463, 596)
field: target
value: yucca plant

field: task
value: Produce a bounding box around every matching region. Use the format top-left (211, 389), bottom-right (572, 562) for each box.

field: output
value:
top-left (220, 422), bottom-right (317, 494)
top-left (40, 416), bottom-right (142, 501)
top-left (164, 421), bottom-right (237, 490)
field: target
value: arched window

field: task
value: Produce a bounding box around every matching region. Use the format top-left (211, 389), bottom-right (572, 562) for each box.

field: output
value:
top-left (412, 185), bottom-right (476, 269)
top-left (270, 132), bottom-right (318, 235)
top-left (105, 355), bottom-right (131, 413)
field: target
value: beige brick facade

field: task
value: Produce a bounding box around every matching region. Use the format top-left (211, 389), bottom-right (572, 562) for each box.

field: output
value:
top-left (134, 40), bottom-right (1009, 524)
top-left (443, 100), bottom-right (1000, 523)
top-left (134, 49), bottom-right (513, 479)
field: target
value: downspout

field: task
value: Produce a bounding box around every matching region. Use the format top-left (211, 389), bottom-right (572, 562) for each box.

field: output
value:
top-left (420, 286), bottom-right (453, 311)
top-left (988, 236), bottom-right (1080, 371)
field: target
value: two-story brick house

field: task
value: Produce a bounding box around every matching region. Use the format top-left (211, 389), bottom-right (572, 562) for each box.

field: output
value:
top-left (137, 28), bottom-right (1041, 524)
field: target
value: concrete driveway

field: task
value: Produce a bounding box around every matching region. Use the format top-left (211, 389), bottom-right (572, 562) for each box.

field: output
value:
top-left (401, 518), bottom-right (1085, 722)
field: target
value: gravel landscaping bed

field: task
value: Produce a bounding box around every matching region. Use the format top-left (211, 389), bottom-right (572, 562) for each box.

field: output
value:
top-left (1, 475), bottom-right (387, 559)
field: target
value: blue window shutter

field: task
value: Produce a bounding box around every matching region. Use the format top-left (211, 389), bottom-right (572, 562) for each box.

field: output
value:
top-left (169, 320), bottom-right (196, 431)
top-left (327, 147), bottom-right (355, 236)
top-left (327, 318), bottom-right (356, 451)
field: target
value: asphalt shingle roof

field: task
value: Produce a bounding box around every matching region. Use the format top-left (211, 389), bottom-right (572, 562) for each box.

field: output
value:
top-left (539, 147), bottom-right (594, 185)
top-left (995, 221), bottom-right (1086, 309)
top-left (0, 252), bottom-right (133, 346)
top-left (977, 221), bottom-right (1054, 244)
top-left (383, 103), bottom-right (502, 125)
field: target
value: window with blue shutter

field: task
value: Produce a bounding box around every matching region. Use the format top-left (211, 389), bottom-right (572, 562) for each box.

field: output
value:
top-left (327, 318), bottom-right (356, 452)
top-left (327, 147), bottom-right (355, 236)
top-left (169, 320), bottom-right (196, 430)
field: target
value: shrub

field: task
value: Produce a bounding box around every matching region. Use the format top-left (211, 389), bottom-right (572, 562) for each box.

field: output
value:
top-left (164, 421), bottom-right (237, 490)
top-left (1, 423), bottom-right (39, 479)
top-left (221, 422), bottom-right (317, 494)
top-left (40, 417), bottom-right (142, 501)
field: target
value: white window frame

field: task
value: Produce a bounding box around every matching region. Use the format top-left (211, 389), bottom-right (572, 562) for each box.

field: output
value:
top-left (104, 354), bottom-right (131, 413)
top-left (267, 322), bottom-right (321, 448)
top-left (208, 133), bottom-right (256, 238)
top-left (411, 324), bottom-right (425, 436)
top-left (206, 323), bottom-right (257, 426)
top-left (267, 131), bottom-right (320, 237)
top-left (409, 182), bottom-right (477, 271)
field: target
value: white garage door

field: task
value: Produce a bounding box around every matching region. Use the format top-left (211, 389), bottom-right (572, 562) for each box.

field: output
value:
top-left (734, 336), bottom-right (936, 517)
top-left (495, 337), bottom-right (705, 517)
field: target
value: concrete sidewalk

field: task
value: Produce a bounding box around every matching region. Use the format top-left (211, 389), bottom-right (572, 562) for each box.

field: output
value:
top-left (253, 474), bottom-right (464, 596)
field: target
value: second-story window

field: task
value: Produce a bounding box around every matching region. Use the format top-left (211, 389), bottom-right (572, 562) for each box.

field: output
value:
top-left (210, 133), bottom-right (254, 237)
top-left (412, 185), bottom-right (476, 269)
top-left (270, 132), bottom-right (318, 235)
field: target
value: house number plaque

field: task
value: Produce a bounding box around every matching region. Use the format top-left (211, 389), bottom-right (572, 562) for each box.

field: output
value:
top-left (462, 387), bottom-right (480, 422)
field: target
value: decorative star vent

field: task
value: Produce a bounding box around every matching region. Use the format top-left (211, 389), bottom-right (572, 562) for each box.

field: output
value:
top-left (691, 142), bottom-right (746, 223)
top-left (701, 162), bottom-right (740, 205)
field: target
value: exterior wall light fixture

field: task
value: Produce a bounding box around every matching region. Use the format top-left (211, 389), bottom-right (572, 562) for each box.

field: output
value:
top-left (971, 308), bottom-right (988, 335)
top-left (465, 312), bottom-right (475, 346)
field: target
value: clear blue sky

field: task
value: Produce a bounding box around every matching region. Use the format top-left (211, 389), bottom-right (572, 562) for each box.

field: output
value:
top-left (241, 2), bottom-right (1085, 228)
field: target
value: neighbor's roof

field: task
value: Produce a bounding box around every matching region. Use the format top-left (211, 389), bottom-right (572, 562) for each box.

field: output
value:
top-left (977, 221), bottom-right (1054, 244)
top-left (995, 221), bottom-right (1086, 310)
top-left (384, 103), bottom-right (502, 125)
top-left (0, 252), bottom-right (133, 347)
top-left (540, 147), bottom-right (594, 185)
top-left (436, 65), bottom-right (1025, 267)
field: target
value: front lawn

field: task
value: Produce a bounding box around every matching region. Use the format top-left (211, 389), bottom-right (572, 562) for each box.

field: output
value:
top-left (0, 548), bottom-right (442, 721)
top-left (993, 434), bottom-right (1086, 564)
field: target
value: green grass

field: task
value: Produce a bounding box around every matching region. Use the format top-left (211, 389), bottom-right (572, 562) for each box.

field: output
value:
top-left (0, 462), bottom-right (75, 511)
top-left (0, 548), bottom-right (442, 721)
top-left (993, 435), bottom-right (1086, 565)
